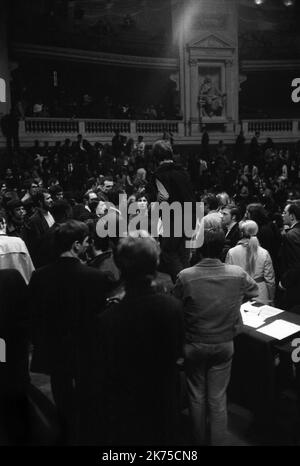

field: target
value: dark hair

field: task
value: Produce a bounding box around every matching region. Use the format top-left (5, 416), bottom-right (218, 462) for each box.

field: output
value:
top-left (201, 228), bottom-right (225, 258)
top-left (246, 203), bottom-right (269, 226)
top-left (51, 200), bottom-right (73, 223)
top-left (114, 235), bottom-right (159, 284)
top-left (152, 140), bottom-right (173, 162)
top-left (107, 186), bottom-right (125, 207)
top-left (136, 192), bottom-right (149, 203)
top-left (202, 193), bottom-right (220, 212)
top-left (34, 189), bottom-right (50, 207)
top-left (55, 220), bottom-right (89, 254)
top-left (86, 219), bottom-right (110, 252)
top-left (222, 204), bottom-right (241, 222)
top-left (49, 185), bottom-right (63, 195)
top-left (287, 202), bottom-right (300, 221)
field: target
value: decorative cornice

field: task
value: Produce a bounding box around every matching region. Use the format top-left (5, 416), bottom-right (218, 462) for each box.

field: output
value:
top-left (241, 59), bottom-right (300, 71)
top-left (12, 43), bottom-right (179, 70)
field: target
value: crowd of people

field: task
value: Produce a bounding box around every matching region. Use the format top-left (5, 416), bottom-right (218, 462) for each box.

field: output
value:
top-left (1, 130), bottom-right (300, 445)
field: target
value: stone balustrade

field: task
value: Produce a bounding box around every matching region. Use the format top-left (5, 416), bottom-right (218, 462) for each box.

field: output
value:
top-left (1, 117), bottom-right (300, 147)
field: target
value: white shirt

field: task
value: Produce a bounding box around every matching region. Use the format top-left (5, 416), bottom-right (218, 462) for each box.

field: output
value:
top-left (43, 211), bottom-right (55, 228)
top-left (0, 235), bottom-right (35, 284)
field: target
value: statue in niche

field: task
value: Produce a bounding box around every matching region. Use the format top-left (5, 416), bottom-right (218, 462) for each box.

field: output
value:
top-left (198, 75), bottom-right (226, 118)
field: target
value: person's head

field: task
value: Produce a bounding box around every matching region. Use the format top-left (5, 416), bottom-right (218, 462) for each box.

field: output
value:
top-left (27, 180), bottom-right (39, 197)
top-left (221, 204), bottom-right (240, 227)
top-left (240, 185), bottom-right (249, 198)
top-left (86, 220), bottom-right (110, 256)
top-left (152, 140), bottom-right (173, 162)
top-left (114, 232), bottom-right (159, 286)
top-left (7, 200), bottom-right (26, 222)
top-left (198, 214), bottom-right (225, 259)
top-left (99, 177), bottom-right (114, 194)
top-left (55, 220), bottom-right (89, 257)
top-left (48, 177), bottom-right (59, 188)
top-left (246, 203), bottom-right (268, 226)
top-left (136, 193), bottom-right (149, 212)
top-left (202, 193), bottom-right (220, 214)
top-left (240, 220), bottom-right (258, 239)
top-left (239, 220), bottom-right (259, 276)
top-left (34, 189), bottom-right (53, 212)
top-left (51, 200), bottom-right (73, 224)
top-left (49, 184), bottom-right (64, 201)
top-left (282, 202), bottom-right (300, 227)
top-left (216, 191), bottom-right (230, 208)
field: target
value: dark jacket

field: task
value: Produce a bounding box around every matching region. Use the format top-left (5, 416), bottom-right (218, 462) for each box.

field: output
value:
top-left (29, 257), bottom-right (112, 376)
top-left (97, 286), bottom-right (184, 445)
top-left (222, 222), bottom-right (240, 261)
top-left (149, 161), bottom-right (195, 204)
top-left (0, 269), bottom-right (29, 395)
top-left (25, 209), bottom-right (51, 267)
top-left (279, 222), bottom-right (300, 276)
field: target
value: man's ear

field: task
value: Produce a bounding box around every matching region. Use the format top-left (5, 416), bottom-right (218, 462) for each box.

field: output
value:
top-left (72, 240), bottom-right (80, 253)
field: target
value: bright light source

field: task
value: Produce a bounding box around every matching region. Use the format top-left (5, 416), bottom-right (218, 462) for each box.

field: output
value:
top-left (283, 0), bottom-right (294, 6)
top-left (254, 0), bottom-right (265, 5)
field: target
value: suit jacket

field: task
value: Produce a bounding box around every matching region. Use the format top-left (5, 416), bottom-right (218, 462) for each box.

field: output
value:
top-left (29, 257), bottom-right (112, 376)
top-left (25, 209), bottom-right (51, 267)
top-left (279, 222), bottom-right (300, 276)
top-left (221, 222), bottom-right (240, 261)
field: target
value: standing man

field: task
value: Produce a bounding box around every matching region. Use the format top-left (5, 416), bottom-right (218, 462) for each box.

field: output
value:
top-left (174, 215), bottom-right (258, 445)
top-left (279, 202), bottom-right (300, 275)
top-left (29, 220), bottom-right (112, 444)
top-left (25, 189), bottom-right (54, 267)
top-left (220, 204), bottom-right (241, 260)
top-left (148, 140), bottom-right (195, 282)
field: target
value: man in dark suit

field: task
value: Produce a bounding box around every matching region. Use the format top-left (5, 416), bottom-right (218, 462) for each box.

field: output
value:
top-left (279, 202), bottom-right (300, 276)
top-left (25, 189), bottom-right (54, 267)
top-left (29, 220), bottom-right (112, 444)
top-left (220, 204), bottom-right (241, 261)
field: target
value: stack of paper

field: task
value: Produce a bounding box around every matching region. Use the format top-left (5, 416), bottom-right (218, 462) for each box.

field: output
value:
top-left (256, 305), bottom-right (284, 319)
top-left (241, 311), bottom-right (266, 328)
top-left (257, 320), bottom-right (300, 340)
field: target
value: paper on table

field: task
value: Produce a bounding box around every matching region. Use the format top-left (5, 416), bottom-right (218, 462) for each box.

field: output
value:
top-left (256, 305), bottom-right (284, 319)
top-left (257, 319), bottom-right (300, 340)
top-left (241, 310), bottom-right (266, 328)
top-left (240, 302), bottom-right (261, 314)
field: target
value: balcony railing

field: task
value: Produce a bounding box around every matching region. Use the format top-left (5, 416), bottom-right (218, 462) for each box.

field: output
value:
top-left (242, 118), bottom-right (297, 135)
top-left (20, 118), bottom-right (181, 139)
top-left (8, 117), bottom-right (300, 146)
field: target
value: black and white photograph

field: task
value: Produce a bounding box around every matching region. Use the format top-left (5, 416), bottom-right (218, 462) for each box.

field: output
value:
top-left (2, 0), bottom-right (300, 452)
